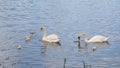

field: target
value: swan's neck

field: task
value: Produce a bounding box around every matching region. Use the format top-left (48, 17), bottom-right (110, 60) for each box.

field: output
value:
top-left (43, 30), bottom-right (47, 40)
top-left (84, 34), bottom-right (89, 42)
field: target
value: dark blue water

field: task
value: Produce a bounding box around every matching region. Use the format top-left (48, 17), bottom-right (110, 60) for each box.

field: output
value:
top-left (0, 0), bottom-right (120, 68)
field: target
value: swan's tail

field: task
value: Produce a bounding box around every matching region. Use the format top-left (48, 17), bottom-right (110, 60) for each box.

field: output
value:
top-left (104, 37), bottom-right (109, 41)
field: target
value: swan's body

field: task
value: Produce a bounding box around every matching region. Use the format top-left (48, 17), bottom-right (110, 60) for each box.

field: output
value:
top-left (78, 33), bottom-right (109, 43)
top-left (85, 35), bottom-right (109, 43)
top-left (41, 26), bottom-right (60, 43)
top-left (42, 34), bottom-right (60, 42)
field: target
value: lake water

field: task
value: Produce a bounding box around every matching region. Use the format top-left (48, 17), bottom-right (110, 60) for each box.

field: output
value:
top-left (0, 0), bottom-right (120, 68)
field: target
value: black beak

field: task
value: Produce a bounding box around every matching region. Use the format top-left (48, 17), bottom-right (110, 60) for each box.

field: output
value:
top-left (41, 28), bottom-right (43, 30)
top-left (78, 36), bottom-right (80, 41)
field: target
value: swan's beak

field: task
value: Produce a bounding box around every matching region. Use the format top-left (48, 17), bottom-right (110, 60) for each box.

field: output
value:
top-left (40, 28), bottom-right (43, 30)
top-left (78, 36), bottom-right (80, 41)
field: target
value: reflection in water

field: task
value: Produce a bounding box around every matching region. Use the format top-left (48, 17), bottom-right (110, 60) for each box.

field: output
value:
top-left (63, 57), bottom-right (66, 68)
top-left (77, 41), bottom-right (88, 52)
top-left (41, 41), bottom-right (61, 54)
top-left (91, 42), bottom-right (109, 52)
top-left (77, 41), bottom-right (109, 52)
top-left (78, 41), bottom-right (87, 49)
top-left (0, 51), bottom-right (17, 68)
top-left (0, 0), bottom-right (119, 67)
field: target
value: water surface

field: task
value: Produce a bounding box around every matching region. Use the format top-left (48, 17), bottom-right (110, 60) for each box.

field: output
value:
top-left (0, 0), bottom-right (120, 68)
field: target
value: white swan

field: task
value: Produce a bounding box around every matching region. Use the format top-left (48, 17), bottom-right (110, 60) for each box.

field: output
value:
top-left (78, 33), bottom-right (109, 43)
top-left (41, 26), bottom-right (60, 43)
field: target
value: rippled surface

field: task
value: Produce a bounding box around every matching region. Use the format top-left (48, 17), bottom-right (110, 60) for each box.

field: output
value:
top-left (0, 0), bottom-right (120, 68)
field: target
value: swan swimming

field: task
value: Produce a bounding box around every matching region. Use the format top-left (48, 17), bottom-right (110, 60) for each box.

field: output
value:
top-left (41, 26), bottom-right (60, 43)
top-left (78, 33), bottom-right (109, 43)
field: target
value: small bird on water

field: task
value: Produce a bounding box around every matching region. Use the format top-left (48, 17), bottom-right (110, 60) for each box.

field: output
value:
top-left (25, 36), bottom-right (31, 41)
top-left (92, 46), bottom-right (97, 51)
top-left (24, 31), bottom-right (35, 41)
top-left (17, 45), bottom-right (22, 49)
top-left (30, 32), bottom-right (35, 35)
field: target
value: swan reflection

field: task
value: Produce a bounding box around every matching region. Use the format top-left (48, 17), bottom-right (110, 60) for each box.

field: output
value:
top-left (90, 42), bottom-right (109, 52)
top-left (78, 41), bottom-right (87, 49)
top-left (77, 41), bottom-right (88, 52)
top-left (76, 41), bottom-right (109, 52)
top-left (41, 41), bottom-right (61, 54)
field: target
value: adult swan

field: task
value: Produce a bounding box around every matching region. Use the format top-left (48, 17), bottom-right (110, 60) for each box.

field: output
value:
top-left (41, 26), bottom-right (60, 43)
top-left (77, 33), bottom-right (109, 43)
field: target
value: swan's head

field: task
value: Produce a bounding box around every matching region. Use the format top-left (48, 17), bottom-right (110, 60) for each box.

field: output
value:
top-left (77, 34), bottom-right (82, 41)
top-left (77, 33), bottom-right (87, 40)
top-left (41, 26), bottom-right (46, 31)
top-left (81, 33), bottom-right (86, 36)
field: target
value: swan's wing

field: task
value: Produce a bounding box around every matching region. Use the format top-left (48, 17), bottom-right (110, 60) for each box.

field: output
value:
top-left (46, 34), bottom-right (59, 39)
top-left (89, 35), bottom-right (108, 42)
top-left (46, 34), bottom-right (60, 42)
top-left (96, 35), bottom-right (109, 41)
